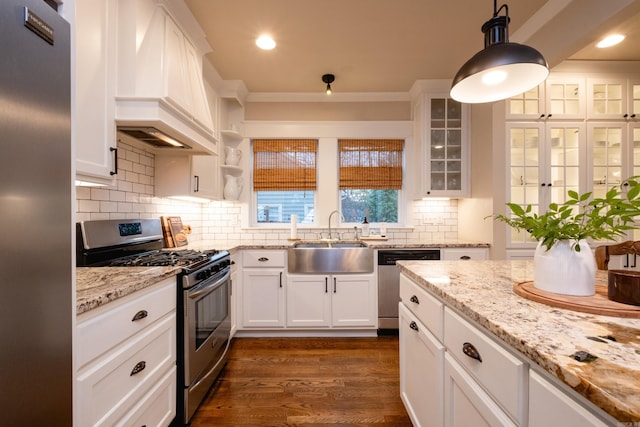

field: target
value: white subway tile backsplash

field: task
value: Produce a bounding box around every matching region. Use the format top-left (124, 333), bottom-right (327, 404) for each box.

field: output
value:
top-left (75, 144), bottom-right (460, 244)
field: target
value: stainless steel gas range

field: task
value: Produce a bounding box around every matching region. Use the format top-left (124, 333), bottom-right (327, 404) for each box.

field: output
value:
top-left (77, 219), bottom-right (232, 426)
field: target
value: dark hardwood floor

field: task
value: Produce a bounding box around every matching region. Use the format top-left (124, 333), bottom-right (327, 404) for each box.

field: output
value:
top-left (189, 336), bottom-right (413, 426)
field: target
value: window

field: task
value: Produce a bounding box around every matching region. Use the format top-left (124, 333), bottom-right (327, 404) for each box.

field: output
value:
top-left (339, 139), bottom-right (403, 223)
top-left (253, 139), bottom-right (317, 224)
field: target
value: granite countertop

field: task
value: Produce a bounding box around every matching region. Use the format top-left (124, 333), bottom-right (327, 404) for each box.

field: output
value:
top-left (397, 259), bottom-right (640, 423)
top-left (76, 266), bottom-right (179, 315)
top-left (75, 240), bottom-right (489, 314)
top-left (187, 239), bottom-right (490, 251)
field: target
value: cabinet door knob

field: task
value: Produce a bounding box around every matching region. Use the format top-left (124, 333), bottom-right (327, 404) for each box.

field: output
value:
top-left (410, 295), bottom-right (419, 304)
top-left (462, 342), bottom-right (482, 362)
top-left (130, 361), bottom-right (146, 376)
top-left (131, 310), bottom-right (148, 322)
top-left (409, 321), bottom-right (419, 332)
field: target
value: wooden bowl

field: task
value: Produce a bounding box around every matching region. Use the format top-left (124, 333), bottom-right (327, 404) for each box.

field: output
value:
top-left (608, 270), bottom-right (640, 306)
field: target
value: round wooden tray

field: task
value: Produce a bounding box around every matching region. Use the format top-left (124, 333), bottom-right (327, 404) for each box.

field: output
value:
top-left (513, 281), bottom-right (640, 318)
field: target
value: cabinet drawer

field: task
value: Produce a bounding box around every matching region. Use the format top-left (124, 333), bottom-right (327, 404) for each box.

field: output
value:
top-left (76, 313), bottom-right (176, 427)
top-left (118, 367), bottom-right (176, 427)
top-left (444, 308), bottom-right (527, 425)
top-left (77, 278), bottom-right (176, 369)
top-left (400, 273), bottom-right (443, 341)
top-left (243, 250), bottom-right (285, 267)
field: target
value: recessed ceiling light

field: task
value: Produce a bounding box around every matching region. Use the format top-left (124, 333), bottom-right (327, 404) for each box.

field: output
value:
top-left (256, 35), bottom-right (276, 50)
top-left (596, 34), bottom-right (625, 48)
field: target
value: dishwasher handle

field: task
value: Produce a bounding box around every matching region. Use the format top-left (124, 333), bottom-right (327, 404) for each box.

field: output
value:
top-left (377, 250), bottom-right (441, 265)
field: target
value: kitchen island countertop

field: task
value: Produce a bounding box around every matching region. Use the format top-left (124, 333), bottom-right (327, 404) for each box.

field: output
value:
top-left (397, 259), bottom-right (640, 423)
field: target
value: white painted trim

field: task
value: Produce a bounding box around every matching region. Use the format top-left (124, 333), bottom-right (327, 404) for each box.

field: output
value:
top-left (243, 120), bottom-right (413, 139)
top-left (246, 92), bottom-right (410, 103)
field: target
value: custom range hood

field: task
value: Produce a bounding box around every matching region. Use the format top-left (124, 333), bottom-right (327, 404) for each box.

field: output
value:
top-left (114, 0), bottom-right (217, 154)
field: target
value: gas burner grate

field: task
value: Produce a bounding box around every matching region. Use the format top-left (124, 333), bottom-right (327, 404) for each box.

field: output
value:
top-left (108, 249), bottom-right (220, 267)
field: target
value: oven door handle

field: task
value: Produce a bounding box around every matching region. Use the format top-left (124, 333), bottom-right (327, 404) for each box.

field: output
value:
top-left (188, 269), bottom-right (231, 300)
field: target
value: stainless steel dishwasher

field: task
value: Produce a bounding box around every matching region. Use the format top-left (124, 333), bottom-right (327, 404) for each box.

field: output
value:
top-left (377, 249), bottom-right (441, 333)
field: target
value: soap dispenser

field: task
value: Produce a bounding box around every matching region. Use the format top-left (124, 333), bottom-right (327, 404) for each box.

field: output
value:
top-left (361, 217), bottom-right (370, 237)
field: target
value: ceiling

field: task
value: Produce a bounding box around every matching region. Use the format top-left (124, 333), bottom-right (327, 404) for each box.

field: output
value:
top-left (183, 0), bottom-right (640, 94)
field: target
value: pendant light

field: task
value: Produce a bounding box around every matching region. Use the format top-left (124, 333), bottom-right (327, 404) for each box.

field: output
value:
top-left (450, 0), bottom-right (549, 104)
top-left (322, 74), bottom-right (335, 95)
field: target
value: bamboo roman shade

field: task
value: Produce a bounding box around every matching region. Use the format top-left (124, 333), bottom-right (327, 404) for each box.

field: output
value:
top-left (339, 139), bottom-right (404, 190)
top-left (253, 139), bottom-right (318, 191)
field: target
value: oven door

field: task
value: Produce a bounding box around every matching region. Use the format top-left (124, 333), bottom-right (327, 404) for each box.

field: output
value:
top-left (185, 268), bottom-right (231, 387)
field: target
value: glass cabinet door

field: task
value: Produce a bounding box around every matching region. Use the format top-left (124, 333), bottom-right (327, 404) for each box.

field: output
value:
top-left (507, 124), bottom-right (542, 245)
top-left (548, 125), bottom-right (582, 204)
top-left (507, 86), bottom-right (543, 119)
top-left (506, 123), bottom-right (585, 246)
top-left (429, 97), bottom-right (462, 192)
top-left (589, 124), bottom-right (623, 199)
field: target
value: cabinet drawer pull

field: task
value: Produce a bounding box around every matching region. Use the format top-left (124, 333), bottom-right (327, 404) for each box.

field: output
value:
top-left (460, 255), bottom-right (471, 260)
top-left (462, 342), bottom-right (482, 362)
top-left (409, 321), bottom-right (419, 332)
top-left (410, 295), bottom-right (419, 304)
top-left (258, 257), bottom-right (269, 262)
top-left (131, 310), bottom-right (148, 322)
top-left (130, 361), bottom-right (146, 376)
top-left (109, 147), bottom-right (118, 175)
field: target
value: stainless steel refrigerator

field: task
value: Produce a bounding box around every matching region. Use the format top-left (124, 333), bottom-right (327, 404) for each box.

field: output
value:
top-left (0, 1), bottom-right (72, 424)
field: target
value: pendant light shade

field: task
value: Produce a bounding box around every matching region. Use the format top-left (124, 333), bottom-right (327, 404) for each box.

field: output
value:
top-left (450, 2), bottom-right (549, 104)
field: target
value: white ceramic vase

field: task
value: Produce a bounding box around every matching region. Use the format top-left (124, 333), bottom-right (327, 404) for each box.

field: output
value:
top-left (533, 239), bottom-right (596, 296)
top-left (223, 175), bottom-right (243, 200)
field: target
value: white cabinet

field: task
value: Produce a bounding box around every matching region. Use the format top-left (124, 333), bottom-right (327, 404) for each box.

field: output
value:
top-left (240, 250), bottom-right (286, 328)
top-left (74, 0), bottom-right (118, 186)
top-left (441, 248), bottom-right (488, 260)
top-left (412, 82), bottom-right (470, 198)
top-left (286, 273), bottom-right (377, 328)
top-left (155, 154), bottom-right (220, 200)
top-left (529, 371), bottom-right (609, 427)
top-left (399, 300), bottom-right (444, 427)
top-left (399, 273), bottom-right (445, 427)
top-left (286, 275), bottom-right (332, 327)
top-left (75, 278), bottom-right (177, 427)
top-left (505, 121), bottom-right (587, 248)
top-left (587, 77), bottom-right (640, 120)
top-left (444, 308), bottom-right (527, 425)
top-left (444, 353), bottom-right (517, 427)
top-left (506, 77), bottom-right (586, 121)
top-left (332, 274), bottom-right (377, 327)
top-left (421, 94), bottom-right (470, 197)
top-left (400, 273), bottom-right (620, 427)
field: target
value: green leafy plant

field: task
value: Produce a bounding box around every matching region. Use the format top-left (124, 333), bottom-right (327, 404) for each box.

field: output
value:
top-left (491, 178), bottom-right (640, 252)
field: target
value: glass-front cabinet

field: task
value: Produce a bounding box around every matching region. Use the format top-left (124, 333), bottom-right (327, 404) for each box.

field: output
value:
top-left (506, 122), bottom-right (586, 246)
top-left (588, 121), bottom-right (640, 239)
top-left (506, 78), bottom-right (586, 120)
top-left (587, 78), bottom-right (640, 120)
top-left (421, 94), bottom-right (469, 197)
